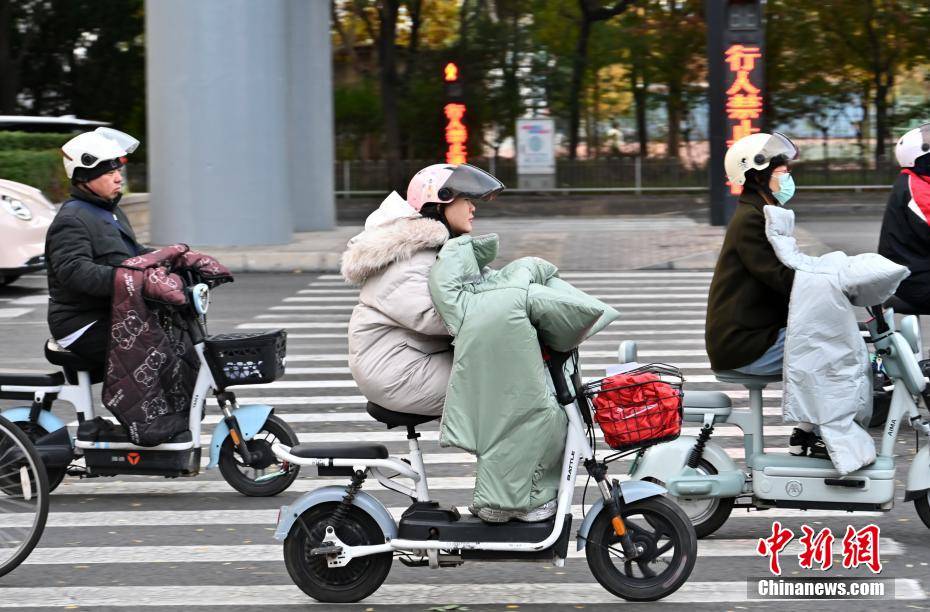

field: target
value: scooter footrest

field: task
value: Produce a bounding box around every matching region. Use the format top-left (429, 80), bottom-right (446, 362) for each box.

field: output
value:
top-left (289, 443), bottom-right (388, 460)
top-left (398, 510), bottom-right (563, 544)
top-left (76, 417), bottom-right (192, 444)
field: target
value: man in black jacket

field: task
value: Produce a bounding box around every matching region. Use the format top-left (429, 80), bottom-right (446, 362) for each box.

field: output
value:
top-left (707, 132), bottom-right (827, 459)
top-left (878, 123), bottom-right (930, 310)
top-left (46, 128), bottom-right (146, 371)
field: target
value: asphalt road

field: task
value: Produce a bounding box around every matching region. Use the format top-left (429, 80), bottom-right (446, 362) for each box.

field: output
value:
top-left (0, 272), bottom-right (930, 610)
top-left (1, 212), bottom-right (929, 611)
top-left (796, 214), bottom-right (884, 256)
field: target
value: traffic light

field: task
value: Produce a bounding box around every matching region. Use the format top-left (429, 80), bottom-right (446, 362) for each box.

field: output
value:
top-left (444, 62), bottom-right (463, 101)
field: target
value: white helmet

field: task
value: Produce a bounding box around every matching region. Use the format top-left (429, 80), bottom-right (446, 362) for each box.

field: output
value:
top-left (895, 123), bottom-right (930, 168)
top-left (61, 127), bottom-right (139, 181)
top-left (724, 132), bottom-right (799, 186)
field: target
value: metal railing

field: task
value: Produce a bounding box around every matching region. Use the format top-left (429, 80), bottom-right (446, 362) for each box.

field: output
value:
top-left (333, 157), bottom-right (901, 196)
top-left (120, 158), bottom-right (903, 196)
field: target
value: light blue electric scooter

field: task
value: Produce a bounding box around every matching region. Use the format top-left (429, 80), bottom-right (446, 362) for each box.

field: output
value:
top-left (628, 306), bottom-right (930, 537)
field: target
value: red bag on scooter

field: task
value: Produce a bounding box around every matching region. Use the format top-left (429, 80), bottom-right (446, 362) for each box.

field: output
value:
top-left (583, 365), bottom-right (683, 451)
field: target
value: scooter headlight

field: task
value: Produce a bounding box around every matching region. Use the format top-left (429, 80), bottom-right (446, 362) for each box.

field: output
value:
top-left (191, 283), bottom-right (210, 315)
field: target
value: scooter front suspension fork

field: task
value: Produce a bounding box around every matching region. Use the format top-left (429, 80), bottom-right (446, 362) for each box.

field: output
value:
top-left (216, 391), bottom-right (253, 464)
top-left (587, 459), bottom-right (639, 558)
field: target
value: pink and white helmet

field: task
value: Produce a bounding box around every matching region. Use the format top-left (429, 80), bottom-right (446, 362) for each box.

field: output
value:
top-left (406, 163), bottom-right (504, 212)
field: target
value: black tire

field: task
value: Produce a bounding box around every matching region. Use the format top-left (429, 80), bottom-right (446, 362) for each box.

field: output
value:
top-left (915, 492), bottom-right (930, 529)
top-left (0, 416), bottom-right (49, 577)
top-left (284, 502), bottom-right (392, 603)
top-left (13, 422), bottom-right (67, 492)
top-left (0, 275), bottom-right (21, 287)
top-left (666, 459), bottom-right (734, 538)
top-left (585, 495), bottom-right (697, 602)
top-left (218, 414), bottom-right (300, 496)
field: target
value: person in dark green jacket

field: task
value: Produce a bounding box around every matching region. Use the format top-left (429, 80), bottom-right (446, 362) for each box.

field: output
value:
top-left (705, 132), bottom-right (825, 458)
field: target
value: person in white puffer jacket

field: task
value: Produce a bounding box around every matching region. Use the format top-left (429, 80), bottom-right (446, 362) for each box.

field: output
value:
top-left (340, 163), bottom-right (504, 416)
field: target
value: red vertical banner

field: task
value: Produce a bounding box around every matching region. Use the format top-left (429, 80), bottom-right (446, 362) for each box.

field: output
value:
top-left (724, 44), bottom-right (765, 194)
top-left (443, 62), bottom-right (467, 164)
top-left (444, 103), bottom-right (468, 164)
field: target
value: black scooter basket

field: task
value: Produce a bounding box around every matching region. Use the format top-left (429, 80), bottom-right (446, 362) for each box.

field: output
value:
top-left (204, 329), bottom-right (287, 389)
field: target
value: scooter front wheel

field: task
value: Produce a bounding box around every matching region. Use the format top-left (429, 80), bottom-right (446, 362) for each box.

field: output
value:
top-left (284, 502), bottom-right (392, 603)
top-left (585, 495), bottom-right (697, 602)
top-left (218, 414), bottom-right (299, 496)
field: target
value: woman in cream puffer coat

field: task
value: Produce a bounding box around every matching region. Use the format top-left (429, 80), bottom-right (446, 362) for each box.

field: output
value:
top-left (341, 192), bottom-right (454, 416)
top-left (342, 163), bottom-right (504, 416)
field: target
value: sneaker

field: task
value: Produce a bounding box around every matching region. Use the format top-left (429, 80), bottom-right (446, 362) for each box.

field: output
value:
top-left (788, 427), bottom-right (810, 456)
top-left (807, 434), bottom-right (830, 460)
top-left (470, 499), bottom-right (559, 524)
top-left (514, 499), bottom-right (558, 522)
top-left (787, 428), bottom-right (831, 460)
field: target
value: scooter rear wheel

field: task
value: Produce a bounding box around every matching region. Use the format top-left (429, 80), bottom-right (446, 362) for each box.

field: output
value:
top-left (0, 415), bottom-right (49, 577)
top-left (665, 459), bottom-right (734, 538)
top-left (585, 495), bottom-right (697, 602)
top-left (284, 502), bottom-right (392, 603)
top-left (218, 414), bottom-right (299, 496)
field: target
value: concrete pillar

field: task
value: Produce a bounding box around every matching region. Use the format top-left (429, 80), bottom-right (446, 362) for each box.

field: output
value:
top-left (146, 0), bottom-right (293, 245)
top-left (286, 0), bottom-right (336, 231)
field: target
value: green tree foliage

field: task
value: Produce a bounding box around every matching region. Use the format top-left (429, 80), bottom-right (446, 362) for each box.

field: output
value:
top-left (767, 0), bottom-right (930, 164)
top-left (0, 0), bottom-right (145, 148)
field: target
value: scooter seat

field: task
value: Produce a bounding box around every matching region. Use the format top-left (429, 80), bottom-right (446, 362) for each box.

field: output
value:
top-left (713, 370), bottom-right (782, 387)
top-left (366, 402), bottom-right (439, 429)
top-left (884, 294), bottom-right (925, 316)
top-left (288, 442), bottom-right (389, 460)
top-left (44, 339), bottom-right (104, 385)
top-left (44, 338), bottom-right (96, 370)
top-left (682, 390), bottom-right (732, 419)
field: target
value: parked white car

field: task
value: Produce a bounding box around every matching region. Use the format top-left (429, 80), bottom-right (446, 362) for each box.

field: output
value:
top-left (0, 178), bottom-right (55, 285)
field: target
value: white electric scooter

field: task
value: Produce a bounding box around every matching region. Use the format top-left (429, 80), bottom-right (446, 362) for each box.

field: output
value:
top-left (271, 348), bottom-right (697, 604)
top-left (0, 278), bottom-right (300, 496)
top-left (629, 306), bottom-right (930, 537)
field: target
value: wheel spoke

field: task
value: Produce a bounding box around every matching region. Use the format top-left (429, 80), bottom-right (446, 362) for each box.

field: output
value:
top-left (626, 520), bottom-right (660, 545)
top-left (636, 558), bottom-right (657, 578)
top-left (655, 539), bottom-right (675, 556)
top-left (623, 559), bottom-right (636, 577)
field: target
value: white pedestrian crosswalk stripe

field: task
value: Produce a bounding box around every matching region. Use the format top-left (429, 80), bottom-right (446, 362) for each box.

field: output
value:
top-left (2, 581), bottom-right (922, 607)
top-left (22, 537), bottom-right (906, 564)
top-left (0, 307), bottom-right (33, 318)
top-left (0, 506), bottom-right (884, 529)
top-left (4, 270), bottom-right (921, 610)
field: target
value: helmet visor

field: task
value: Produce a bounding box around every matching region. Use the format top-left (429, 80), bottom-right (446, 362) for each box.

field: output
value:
top-left (442, 164), bottom-right (505, 201)
top-left (94, 127), bottom-right (140, 155)
top-left (756, 132), bottom-right (799, 165)
top-left (920, 123), bottom-right (930, 151)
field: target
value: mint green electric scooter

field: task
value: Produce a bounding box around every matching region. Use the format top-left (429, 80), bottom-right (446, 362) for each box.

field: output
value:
top-left (628, 306), bottom-right (930, 537)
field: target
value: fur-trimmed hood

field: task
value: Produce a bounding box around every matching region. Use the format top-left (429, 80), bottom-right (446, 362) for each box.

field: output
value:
top-left (341, 192), bottom-right (449, 285)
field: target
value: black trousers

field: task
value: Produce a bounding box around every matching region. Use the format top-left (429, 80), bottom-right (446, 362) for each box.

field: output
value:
top-left (64, 320), bottom-right (109, 374)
